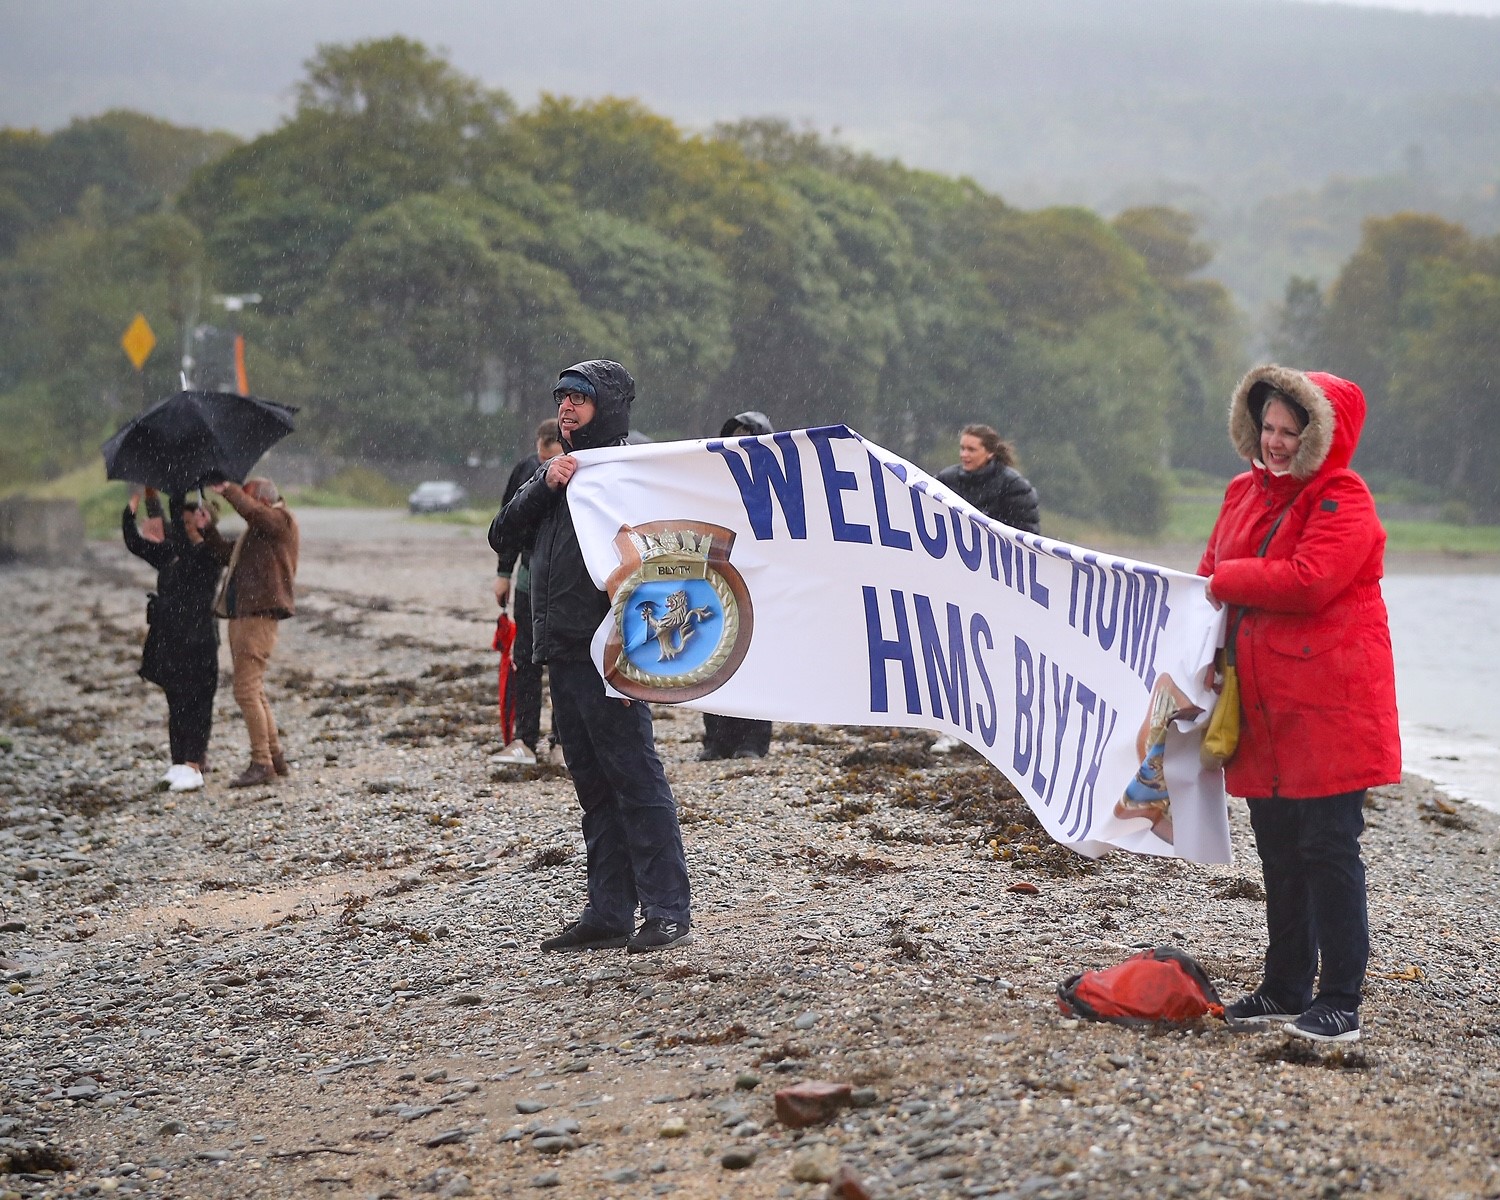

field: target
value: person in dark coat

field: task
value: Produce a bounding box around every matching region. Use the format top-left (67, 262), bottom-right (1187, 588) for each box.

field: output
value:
top-left (121, 488), bottom-right (225, 792)
top-left (1201, 365), bottom-right (1400, 1046)
top-left (936, 424), bottom-right (1041, 534)
top-left (493, 417), bottom-right (564, 766)
top-left (930, 423), bottom-right (1041, 754)
top-left (699, 411), bottom-right (777, 762)
top-left (490, 360), bottom-right (693, 954)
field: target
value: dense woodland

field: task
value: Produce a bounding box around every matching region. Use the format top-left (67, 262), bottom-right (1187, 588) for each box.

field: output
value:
top-left (2, 37), bottom-right (1497, 530)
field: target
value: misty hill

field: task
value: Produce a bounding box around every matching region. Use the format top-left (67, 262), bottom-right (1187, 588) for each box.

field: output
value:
top-left (4, 0), bottom-right (1499, 313)
top-left (7, 0), bottom-right (1499, 201)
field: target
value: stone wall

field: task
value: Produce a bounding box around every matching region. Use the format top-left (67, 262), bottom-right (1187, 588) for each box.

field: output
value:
top-left (0, 498), bottom-right (85, 564)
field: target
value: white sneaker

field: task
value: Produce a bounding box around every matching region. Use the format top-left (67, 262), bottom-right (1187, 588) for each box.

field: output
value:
top-left (931, 734), bottom-right (962, 754)
top-left (493, 739), bottom-right (536, 765)
top-left (168, 765), bottom-right (204, 792)
top-left (161, 763), bottom-right (179, 783)
top-left (547, 742), bottom-right (567, 769)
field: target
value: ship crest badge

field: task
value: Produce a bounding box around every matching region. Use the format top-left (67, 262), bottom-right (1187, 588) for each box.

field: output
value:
top-left (603, 521), bottom-right (753, 702)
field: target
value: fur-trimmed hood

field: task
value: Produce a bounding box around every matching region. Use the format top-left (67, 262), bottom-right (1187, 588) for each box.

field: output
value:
top-left (1228, 364), bottom-right (1366, 481)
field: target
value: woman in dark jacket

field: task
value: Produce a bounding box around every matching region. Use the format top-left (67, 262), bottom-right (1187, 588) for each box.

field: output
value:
top-left (122, 488), bottom-right (225, 792)
top-left (1200, 365), bottom-right (1400, 1046)
top-left (936, 424), bottom-right (1041, 534)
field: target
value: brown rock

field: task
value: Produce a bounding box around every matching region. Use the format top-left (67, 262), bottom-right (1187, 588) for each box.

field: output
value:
top-left (828, 1164), bottom-right (873, 1200)
top-left (773, 1081), bottom-right (854, 1128)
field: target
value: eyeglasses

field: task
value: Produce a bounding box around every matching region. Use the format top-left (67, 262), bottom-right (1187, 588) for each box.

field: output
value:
top-left (556, 391), bottom-right (594, 408)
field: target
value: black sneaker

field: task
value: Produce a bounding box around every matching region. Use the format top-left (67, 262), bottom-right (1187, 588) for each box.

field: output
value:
top-left (1284, 1004), bottom-right (1360, 1044)
top-left (627, 917), bottom-right (694, 954)
top-left (1224, 991), bottom-right (1304, 1029)
top-left (539, 920), bottom-right (630, 952)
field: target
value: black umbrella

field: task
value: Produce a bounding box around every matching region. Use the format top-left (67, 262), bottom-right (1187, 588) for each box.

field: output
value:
top-left (102, 390), bottom-right (298, 493)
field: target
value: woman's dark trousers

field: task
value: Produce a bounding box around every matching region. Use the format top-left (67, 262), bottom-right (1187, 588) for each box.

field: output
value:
top-left (702, 713), bottom-right (772, 758)
top-left (1247, 791), bottom-right (1369, 1012)
top-left (164, 677), bottom-right (216, 766)
top-left (548, 660), bottom-right (691, 933)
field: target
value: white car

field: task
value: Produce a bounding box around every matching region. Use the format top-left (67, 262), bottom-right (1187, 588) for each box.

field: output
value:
top-left (407, 480), bottom-right (468, 514)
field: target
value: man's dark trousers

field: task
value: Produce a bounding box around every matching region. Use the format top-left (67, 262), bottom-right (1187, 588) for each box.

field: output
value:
top-left (549, 659), bottom-right (691, 933)
top-left (1247, 791), bottom-right (1369, 1012)
top-left (511, 587), bottom-right (543, 749)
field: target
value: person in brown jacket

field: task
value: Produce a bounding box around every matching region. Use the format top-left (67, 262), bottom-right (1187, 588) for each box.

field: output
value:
top-left (208, 477), bottom-right (299, 788)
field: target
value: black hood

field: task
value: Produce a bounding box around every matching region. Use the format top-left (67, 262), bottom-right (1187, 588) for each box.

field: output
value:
top-left (719, 411), bottom-right (774, 437)
top-left (556, 360), bottom-right (634, 451)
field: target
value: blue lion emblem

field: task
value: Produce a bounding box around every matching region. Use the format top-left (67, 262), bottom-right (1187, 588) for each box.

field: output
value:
top-left (621, 579), bottom-right (724, 676)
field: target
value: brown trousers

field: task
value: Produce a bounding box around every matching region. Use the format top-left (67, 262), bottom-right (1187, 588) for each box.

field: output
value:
top-left (228, 616), bottom-right (283, 767)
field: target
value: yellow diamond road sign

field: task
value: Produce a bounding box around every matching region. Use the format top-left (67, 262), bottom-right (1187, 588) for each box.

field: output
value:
top-left (121, 313), bottom-right (156, 371)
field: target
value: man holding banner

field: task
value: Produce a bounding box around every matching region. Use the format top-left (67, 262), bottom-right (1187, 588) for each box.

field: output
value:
top-left (490, 361), bottom-right (694, 955)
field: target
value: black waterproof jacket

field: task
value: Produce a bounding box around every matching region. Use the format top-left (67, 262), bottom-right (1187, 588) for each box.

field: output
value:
top-left (492, 451), bottom-right (541, 582)
top-left (489, 360), bottom-right (635, 663)
top-left (719, 411), bottom-right (774, 438)
top-left (122, 499), bottom-right (224, 689)
top-left (936, 458), bottom-right (1042, 534)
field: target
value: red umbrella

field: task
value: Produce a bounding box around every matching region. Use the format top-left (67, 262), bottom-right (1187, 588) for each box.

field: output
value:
top-left (493, 613), bottom-right (517, 744)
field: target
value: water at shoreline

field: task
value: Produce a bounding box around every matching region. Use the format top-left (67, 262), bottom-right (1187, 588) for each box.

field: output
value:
top-left (1384, 574), bottom-right (1500, 814)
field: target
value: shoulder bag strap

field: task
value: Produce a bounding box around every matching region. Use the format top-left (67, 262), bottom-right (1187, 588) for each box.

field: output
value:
top-left (1223, 508), bottom-right (1289, 666)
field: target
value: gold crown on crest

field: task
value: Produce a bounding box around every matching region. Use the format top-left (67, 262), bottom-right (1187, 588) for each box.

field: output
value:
top-left (628, 528), bottom-right (713, 562)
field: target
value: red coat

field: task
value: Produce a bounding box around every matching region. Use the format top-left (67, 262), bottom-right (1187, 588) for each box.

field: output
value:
top-left (1198, 367), bottom-right (1401, 799)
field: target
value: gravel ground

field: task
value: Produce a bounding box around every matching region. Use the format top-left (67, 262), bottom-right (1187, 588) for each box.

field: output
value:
top-left (2, 510), bottom-right (1498, 1200)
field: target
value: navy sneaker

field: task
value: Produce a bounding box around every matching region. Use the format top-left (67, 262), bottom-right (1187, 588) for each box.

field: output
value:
top-left (540, 920), bottom-right (630, 952)
top-left (627, 917), bottom-right (694, 954)
top-left (1224, 991), bottom-right (1304, 1029)
top-left (1284, 1004), bottom-right (1360, 1044)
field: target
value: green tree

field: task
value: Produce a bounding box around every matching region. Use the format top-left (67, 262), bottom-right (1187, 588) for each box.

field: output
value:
top-left (298, 192), bottom-right (610, 459)
top-left (1320, 215), bottom-right (1470, 400)
top-left (1113, 207), bottom-right (1244, 475)
top-left (712, 168), bottom-right (913, 431)
top-left (1389, 266), bottom-right (1500, 509)
top-left (0, 210), bottom-right (205, 476)
top-left (179, 37), bottom-right (515, 315)
top-left (541, 209), bottom-right (734, 436)
top-left (1268, 276), bottom-right (1326, 366)
top-left (1320, 213), bottom-right (1475, 477)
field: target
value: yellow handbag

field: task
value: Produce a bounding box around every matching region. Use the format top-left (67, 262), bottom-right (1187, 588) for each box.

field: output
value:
top-left (1200, 510), bottom-right (1285, 770)
top-left (1200, 650), bottom-right (1241, 768)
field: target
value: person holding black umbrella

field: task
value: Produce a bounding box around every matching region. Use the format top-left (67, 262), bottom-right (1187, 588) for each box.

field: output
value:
top-left (207, 477), bottom-right (299, 789)
top-left (121, 487), bottom-right (225, 792)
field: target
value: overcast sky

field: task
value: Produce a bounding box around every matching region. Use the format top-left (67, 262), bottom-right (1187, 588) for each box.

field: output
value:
top-left (2, 0), bottom-right (1497, 139)
top-left (1332, 0), bottom-right (1500, 8)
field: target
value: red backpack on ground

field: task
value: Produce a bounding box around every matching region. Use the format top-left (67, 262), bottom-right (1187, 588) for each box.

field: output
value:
top-left (1056, 946), bottom-right (1224, 1025)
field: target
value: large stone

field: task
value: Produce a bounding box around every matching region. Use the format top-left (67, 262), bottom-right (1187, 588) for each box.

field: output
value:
top-left (773, 1081), bottom-right (853, 1128)
top-left (790, 1142), bottom-right (839, 1182)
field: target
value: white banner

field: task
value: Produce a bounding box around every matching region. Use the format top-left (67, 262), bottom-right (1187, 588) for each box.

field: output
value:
top-left (567, 425), bottom-right (1230, 863)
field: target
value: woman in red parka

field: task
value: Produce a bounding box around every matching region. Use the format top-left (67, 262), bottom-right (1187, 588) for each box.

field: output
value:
top-left (1199, 364), bottom-right (1400, 1045)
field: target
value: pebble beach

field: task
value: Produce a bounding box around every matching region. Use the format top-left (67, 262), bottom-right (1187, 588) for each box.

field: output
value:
top-left (2, 511), bottom-right (1498, 1200)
